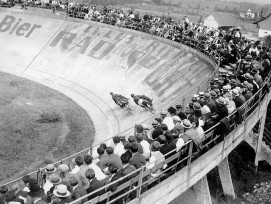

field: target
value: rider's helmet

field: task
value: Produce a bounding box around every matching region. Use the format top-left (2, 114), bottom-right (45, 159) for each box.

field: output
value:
top-left (131, 94), bottom-right (134, 98)
top-left (110, 92), bottom-right (113, 95)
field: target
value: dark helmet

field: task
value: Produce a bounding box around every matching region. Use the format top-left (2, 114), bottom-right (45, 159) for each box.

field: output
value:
top-left (131, 94), bottom-right (134, 98)
top-left (110, 92), bottom-right (113, 95)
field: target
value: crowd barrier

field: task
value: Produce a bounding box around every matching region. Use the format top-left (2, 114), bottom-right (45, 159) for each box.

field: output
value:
top-left (1, 8), bottom-right (270, 204)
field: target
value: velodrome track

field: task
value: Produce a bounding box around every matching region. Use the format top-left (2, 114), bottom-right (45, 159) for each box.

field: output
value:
top-left (0, 9), bottom-right (213, 148)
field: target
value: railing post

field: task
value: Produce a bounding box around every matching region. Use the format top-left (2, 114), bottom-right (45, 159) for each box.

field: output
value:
top-left (187, 141), bottom-right (193, 166)
top-left (137, 167), bottom-right (144, 198)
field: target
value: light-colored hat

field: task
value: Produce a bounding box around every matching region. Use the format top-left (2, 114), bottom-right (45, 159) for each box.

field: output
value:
top-left (180, 119), bottom-right (193, 129)
top-left (216, 97), bottom-right (226, 105)
top-left (58, 164), bottom-right (69, 173)
top-left (172, 115), bottom-right (181, 122)
top-left (49, 174), bottom-right (62, 185)
top-left (53, 184), bottom-right (71, 197)
top-left (45, 164), bottom-right (56, 174)
top-left (232, 89), bottom-right (239, 97)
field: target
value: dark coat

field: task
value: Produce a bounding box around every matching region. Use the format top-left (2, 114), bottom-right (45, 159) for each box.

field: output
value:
top-left (233, 96), bottom-right (245, 108)
top-left (99, 153), bottom-right (123, 170)
top-left (152, 128), bottom-right (163, 140)
top-left (70, 186), bottom-right (88, 204)
top-left (129, 153), bottom-right (146, 169)
top-left (122, 150), bottom-right (132, 160)
top-left (86, 178), bottom-right (105, 201)
top-left (216, 104), bottom-right (229, 122)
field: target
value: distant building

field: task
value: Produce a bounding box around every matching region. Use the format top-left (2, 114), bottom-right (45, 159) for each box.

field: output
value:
top-left (253, 14), bottom-right (271, 38)
top-left (239, 3), bottom-right (260, 20)
top-left (240, 9), bottom-right (256, 19)
top-left (203, 13), bottom-right (236, 29)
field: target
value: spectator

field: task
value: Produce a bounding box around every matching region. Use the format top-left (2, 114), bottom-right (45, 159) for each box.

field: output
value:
top-left (112, 136), bottom-right (125, 157)
top-left (85, 169), bottom-right (105, 202)
top-left (71, 156), bottom-right (84, 174)
top-left (129, 143), bottom-right (146, 169)
top-left (83, 154), bottom-right (107, 181)
top-left (151, 120), bottom-right (163, 140)
top-left (68, 176), bottom-right (87, 204)
top-left (99, 147), bottom-right (122, 173)
top-left (26, 178), bottom-right (46, 204)
top-left (15, 176), bottom-right (30, 204)
top-left (128, 136), bottom-right (143, 154)
top-left (135, 133), bottom-right (150, 159)
top-left (45, 174), bottom-right (62, 203)
top-left (179, 119), bottom-right (201, 151)
top-left (43, 164), bottom-right (57, 194)
top-left (52, 184), bottom-right (72, 204)
top-left (146, 141), bottom-right (165, 177)
top-left (121, 141), bottom-right (132, 160)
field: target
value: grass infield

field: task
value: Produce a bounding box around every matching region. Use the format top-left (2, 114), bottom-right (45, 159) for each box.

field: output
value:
top-left (0, 72), bottom-right (95, 183)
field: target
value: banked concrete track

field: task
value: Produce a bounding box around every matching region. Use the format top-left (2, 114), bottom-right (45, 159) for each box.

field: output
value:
top-left (0, 10), bottom-right (213, 146)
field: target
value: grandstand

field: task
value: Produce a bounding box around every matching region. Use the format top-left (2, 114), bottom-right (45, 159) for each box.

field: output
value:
top-left (0, 2), bottom-right (271, 204)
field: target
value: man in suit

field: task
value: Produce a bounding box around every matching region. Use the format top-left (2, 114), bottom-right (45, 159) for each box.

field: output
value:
top-left (121, 141), bottom-right (132, 160)
top-left (128, 136), bottom-right (143, 154)
top-left (120, 154), bottom-right (137, 181)
top-left (151, 120), bottom-right (163, 140)
top-left (232, 89), bottom-right (245, 109)
top-left (85, 169), bottom-right (105, 201)
top-left (69, 176), bottom-right (88, 204)
top-left (99, 147), bottom-right (123, 173)
top-left (129, 143), bottom-right (146, 169)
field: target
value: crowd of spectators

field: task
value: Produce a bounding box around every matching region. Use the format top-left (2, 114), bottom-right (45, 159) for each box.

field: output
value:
top-left (0, 2), bottom-right (271, 204)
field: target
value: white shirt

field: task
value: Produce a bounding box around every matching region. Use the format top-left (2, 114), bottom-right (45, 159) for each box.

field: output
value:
top-left (87, 163), bottom-right (107, 180)
top-left (201, 105), bottom-right (211, 115)
top-left (176, 137), bottom-right (185, 152)
top-left (71, 165), bottom-right (80, 174)
top-left (43, 180), bottom-right (53, 194)
top-left (139, 140), bottom-right (150, 159)
top-left (162, 117), bottom-right (175, 131)
top-left (114, 143), bottom-right (125, 157)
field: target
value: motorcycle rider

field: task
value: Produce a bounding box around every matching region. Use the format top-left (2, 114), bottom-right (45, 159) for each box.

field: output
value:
top-left (110, 92), bottom-right (129, 108)
top-left (131, 94), bottom-right (153, 109)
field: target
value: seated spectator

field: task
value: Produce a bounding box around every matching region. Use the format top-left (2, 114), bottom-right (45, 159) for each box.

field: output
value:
top-left (136, 133), bottom-right (150, 159)
top-left (121, 141), bottom-right (132, 160)
top-left (52, 184), bottom-right (72, 204)
top-left (129, 143), bottom-right (146, 169)
top-left (71, 156), bottom-right (84, 174)
top-left (85, 169), bottom-right (105, 201)
top-left (146, 141), bottom-right (165, 177)
top-left (113, 136), bottom-right (125, 157)
top-left (68, 176), bottom-right (87, 204)
top-left (151, 120), bottom-right (163, 140)
top-left (128, 136), bottom-right (143, 154)
top-left (43, 164), bottom-right (57, 194)
top-left (179, 119), bottom-right (201, 151)
top-left (26, 178), bottom-right (47, 204)
top-left (5, 191), bottom-right (21, 204)
top-left (45, 174), bottom-right (62, 203)
top-left (99, 147), bottom-right (123, 174)
top-left (15, 176), bottom-right (30, 204)
top-left (105, 164), bottom-right (121, 193)
top-left (84, 154), bottom-right (107, 181)
top-left (96, 147), bottom-right (108, 168)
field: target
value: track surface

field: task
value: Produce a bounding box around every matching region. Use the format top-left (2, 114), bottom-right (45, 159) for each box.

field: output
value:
top-left (0, 10), bottom-right (213, 145)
